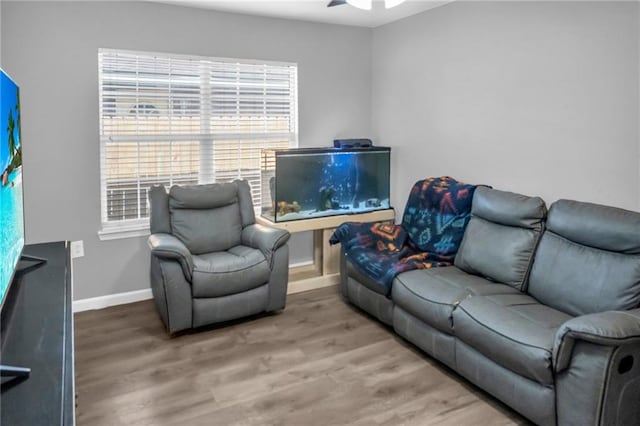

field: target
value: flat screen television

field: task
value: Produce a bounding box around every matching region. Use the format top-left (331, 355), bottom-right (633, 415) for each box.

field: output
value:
top-left (0, 68), bottom-right (42, 380)
top-left (0, 68), bottom-right (24, 313)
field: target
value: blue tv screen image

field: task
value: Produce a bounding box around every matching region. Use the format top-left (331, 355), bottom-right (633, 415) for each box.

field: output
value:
top-left (0, 69), bottom-right (24, 308)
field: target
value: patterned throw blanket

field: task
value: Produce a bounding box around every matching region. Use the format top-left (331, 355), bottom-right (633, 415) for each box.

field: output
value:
top-left (329, 176), bottom-right (478, 296)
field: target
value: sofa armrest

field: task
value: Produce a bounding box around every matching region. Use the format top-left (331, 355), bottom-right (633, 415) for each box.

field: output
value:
top-left (242, 224), bottom-right (290, 268)
top-left (553, 308), bottom-right (640, 373)
top-left (148, 233), bottom-right (194, 282)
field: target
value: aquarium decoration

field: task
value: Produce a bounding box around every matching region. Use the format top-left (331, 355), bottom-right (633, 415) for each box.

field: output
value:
top-left (261, 147), bottom-right (391, 222)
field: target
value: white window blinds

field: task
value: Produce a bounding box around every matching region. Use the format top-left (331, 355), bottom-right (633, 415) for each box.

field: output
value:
top-left (98, 49), bottom-right (298, 236)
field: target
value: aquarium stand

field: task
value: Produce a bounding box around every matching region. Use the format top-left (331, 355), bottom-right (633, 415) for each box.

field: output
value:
top-left (257, 209), bottom-right (395, 294)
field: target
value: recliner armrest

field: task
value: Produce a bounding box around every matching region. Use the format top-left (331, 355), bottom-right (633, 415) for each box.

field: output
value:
top-left (553, 308), bottom-right (640, 372)
top-left (148, 233), bottom-right (194, 282)
top-left (242, 224), bottom-right (290, 268)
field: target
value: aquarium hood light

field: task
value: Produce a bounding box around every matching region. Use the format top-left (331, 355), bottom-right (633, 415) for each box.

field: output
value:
top-left (327, 0), bottom-right (407, 10)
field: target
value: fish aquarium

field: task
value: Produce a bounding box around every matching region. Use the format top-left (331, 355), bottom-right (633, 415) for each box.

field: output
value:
top-left (261, 147), bottom-right (391, 222)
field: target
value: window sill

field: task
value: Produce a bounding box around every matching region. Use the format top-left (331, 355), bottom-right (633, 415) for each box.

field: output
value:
top-left (98, 224), bottom-right (150, 241)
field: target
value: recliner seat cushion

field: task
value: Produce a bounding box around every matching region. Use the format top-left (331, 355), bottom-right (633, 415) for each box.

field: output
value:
top-left (454, 187), bottom-right (546, 291)
top-left (192, 245), bottom-right (270, 298)
top-left (453, 294), bottom-right (573, 385)
top-left (528, 200), bottom-right (640, 316)
top-left (392, 267), bottom-right (520, 334)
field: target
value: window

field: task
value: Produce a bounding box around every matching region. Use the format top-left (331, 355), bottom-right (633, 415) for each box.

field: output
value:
top-left (98, 49), bottom-right (298, 238)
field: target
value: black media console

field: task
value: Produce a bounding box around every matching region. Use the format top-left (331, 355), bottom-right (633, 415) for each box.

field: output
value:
top-left (1, 242), bottom-right (74, 425)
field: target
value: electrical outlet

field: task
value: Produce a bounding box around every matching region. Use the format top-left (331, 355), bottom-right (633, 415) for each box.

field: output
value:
top-left (70, 240), bottom-right (84, 259)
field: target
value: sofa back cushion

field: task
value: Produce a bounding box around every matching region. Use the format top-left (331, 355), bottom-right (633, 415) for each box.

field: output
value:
top-left (401, 176), bottom-right (477, 255)
top-left (528, 200), bottom-right (640, 316)
top-left (169, 183), bottom-right (242, 254)
top-left (454, 187), bottom-right (547, 291)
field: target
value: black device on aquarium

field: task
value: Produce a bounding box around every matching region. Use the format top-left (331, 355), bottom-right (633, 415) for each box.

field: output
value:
top-left (261, 147), bottom-right (391, 223)
top-left (333, 138), bottom-right (373, 148)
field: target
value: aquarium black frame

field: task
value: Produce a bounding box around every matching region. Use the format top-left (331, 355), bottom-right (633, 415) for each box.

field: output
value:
top-left (267, 146), bottom-right (391, 223)
top-left (271, 146), bottom-right (390, 156)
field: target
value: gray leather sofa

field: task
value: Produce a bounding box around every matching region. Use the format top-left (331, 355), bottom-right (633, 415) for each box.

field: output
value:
top-left (147, 180), bottom-right (290, 334)
top-left (340, 186), bottom-right (640, 425)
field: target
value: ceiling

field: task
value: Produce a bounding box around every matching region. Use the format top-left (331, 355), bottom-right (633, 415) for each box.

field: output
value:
top-left (150, 0), bottom-right (454, 28)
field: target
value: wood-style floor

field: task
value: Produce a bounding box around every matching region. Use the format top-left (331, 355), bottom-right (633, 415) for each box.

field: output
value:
top-left (74, 286), bottom-right (529, 426)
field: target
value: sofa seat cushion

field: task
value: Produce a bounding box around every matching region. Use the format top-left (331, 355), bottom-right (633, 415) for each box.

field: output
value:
top-left (392, 267), bottom-right (520, 334)
top-left (453, 294), bottom-right (573, 385)
top-left (192, 245), bottom-right (270, 298)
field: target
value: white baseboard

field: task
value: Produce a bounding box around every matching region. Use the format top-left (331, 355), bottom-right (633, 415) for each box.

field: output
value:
top-left (73, 288), bottom-right (153, 313)
top-left (73, 260), bottom-right (315, 313)
top-left (289, 259), bottom-right (314, 268)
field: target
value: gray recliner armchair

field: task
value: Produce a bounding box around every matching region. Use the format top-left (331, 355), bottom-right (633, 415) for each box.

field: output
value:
top-left (147, 180), bottom-right (290, 334)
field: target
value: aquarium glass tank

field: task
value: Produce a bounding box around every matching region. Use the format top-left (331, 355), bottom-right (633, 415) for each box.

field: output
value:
top-left (261, 147), bottom-right (390, 222)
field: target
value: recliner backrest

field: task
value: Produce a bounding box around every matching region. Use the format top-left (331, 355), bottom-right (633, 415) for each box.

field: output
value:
top-left (454, 187), bottom-right (547, 291)
top-left (148, 180), bottom-right (256, 255)
top-left (528, 200), bottom-right (640, 316)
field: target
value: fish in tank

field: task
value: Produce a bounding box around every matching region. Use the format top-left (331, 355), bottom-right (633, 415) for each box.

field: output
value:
top-left (261, 147), bottom-right (391, 222)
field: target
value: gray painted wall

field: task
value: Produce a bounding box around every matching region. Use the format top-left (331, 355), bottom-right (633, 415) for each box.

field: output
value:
top-left (372, 1), bottom-right (639, 212)
top-left (2, 1), bottom-right (372, 300)
top-left (3, 1), bottom-right (640, 302)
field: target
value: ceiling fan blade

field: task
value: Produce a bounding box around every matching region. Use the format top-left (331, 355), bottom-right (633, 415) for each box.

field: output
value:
top-left (327, 0), bottom-right (347, 7)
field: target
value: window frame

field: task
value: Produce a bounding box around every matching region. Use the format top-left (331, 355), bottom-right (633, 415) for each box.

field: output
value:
top-left (97, 48), bottom-right (298, 240)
